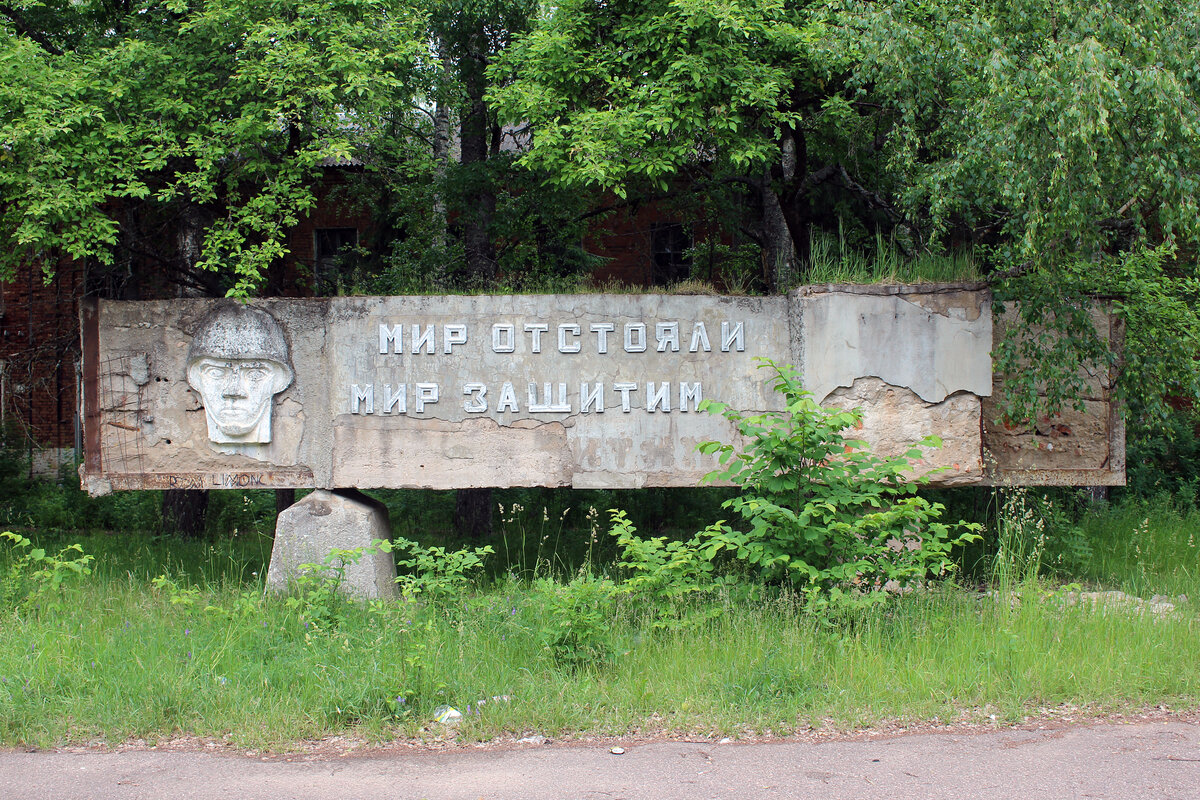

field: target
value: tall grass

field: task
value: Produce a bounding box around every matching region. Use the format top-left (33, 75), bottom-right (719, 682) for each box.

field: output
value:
top-left (803, 228), bottom-right (981, 286)
top-left (1075, 498), bottom-right (1200, 597)
top-left (0, 577), bottom-right (1195, 749)
top-left (0, 494), bottom-right (1196, 749)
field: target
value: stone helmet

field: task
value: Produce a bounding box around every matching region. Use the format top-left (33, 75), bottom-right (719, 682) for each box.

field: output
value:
top-left (186, 303), bottom-right (294, 393)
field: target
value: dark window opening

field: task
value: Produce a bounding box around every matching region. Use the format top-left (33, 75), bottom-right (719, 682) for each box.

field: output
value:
top-left (650, 222), bottom-right (692, 286)
top-left (314, 228), bottom-right (359, 295)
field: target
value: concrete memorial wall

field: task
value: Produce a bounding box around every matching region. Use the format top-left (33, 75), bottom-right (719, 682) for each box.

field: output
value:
top-left (79, 285), bottom-right (1124, 497)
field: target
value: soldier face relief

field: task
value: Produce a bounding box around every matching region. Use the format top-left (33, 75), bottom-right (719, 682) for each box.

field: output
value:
top-left (186, 305), bottom-right (294, 446)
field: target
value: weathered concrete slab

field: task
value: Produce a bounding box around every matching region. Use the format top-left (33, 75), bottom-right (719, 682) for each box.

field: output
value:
top-left (82, 294), bottom-right (791, 491)
top-left (77, 287), bottom-right (1123, 492)
top-left (266, 489), bottom-right (397, 599)
top-left (327, 294), bottom-right (787, 489)
top-left (81, 298), bottom-right (329, 495)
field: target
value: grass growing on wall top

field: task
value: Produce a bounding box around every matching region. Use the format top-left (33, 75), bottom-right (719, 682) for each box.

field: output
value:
top-left (801, 229), bottom-right (982, 287)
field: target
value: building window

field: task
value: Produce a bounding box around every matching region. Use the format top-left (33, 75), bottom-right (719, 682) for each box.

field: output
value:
top-left (314, 228), bottom-right (359, 294)
top-left (650, 222), bottom-right (692, 286)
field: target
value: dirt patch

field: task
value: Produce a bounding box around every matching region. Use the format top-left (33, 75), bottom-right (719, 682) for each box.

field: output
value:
top-left (35, 703), bottom-right (1200, 762)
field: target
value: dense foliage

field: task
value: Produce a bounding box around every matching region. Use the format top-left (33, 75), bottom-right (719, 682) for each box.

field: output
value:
top-left (491, 0), bottom-right (1200, 420)
top-left (3, 0), bottom-right (1197, 422)
top-left (0, 0), bottom-right (428, 296)
top-left (697, 361), bottom-right (980, 607)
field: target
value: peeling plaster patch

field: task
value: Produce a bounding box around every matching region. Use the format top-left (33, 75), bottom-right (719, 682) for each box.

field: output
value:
top-left (279, 397), bottom-right (303, 419)
top-left (821, 377), bottom-right (983, 484)
top-left (800, 290), bottom-right (992, 404)
top-left (129, 354), bottom-right (150, 386)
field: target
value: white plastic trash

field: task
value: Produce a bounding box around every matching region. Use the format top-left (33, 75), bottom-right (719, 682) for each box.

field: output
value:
top-left (432, 705), bottom-right (462, 723)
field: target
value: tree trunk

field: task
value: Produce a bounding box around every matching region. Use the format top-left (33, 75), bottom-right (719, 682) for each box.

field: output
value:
top-left (451, 34), bottom-right (498, 534)
top-left (275, 488), bottom-right (296, 518)
top-left (162, 489), bottom-right (209, 538)
top-left (459, 43), bottom-right (497, 285)
top-left (761, 174), bottom-right (795, 294)
top-left (161, 201), bottom-right (215, 537)
top-left (770, 125), bottom-right (810, 290)
top-left (454, 487), bottom-right (494, 541)
top-left (430, 43), bottom-right (452, 284)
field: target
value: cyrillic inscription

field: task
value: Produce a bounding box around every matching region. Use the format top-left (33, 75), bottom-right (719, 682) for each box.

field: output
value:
top-left (358, 316), bottom-right (737, 418)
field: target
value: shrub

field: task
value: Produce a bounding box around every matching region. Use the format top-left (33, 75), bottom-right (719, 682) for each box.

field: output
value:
top-left (387, 537), bottom-right (494, 601)
top-left (538, 572), bottom-right (619, 668)
top-left (1123, 410), bottom-right (1200, 506)
top-left (0, 531), bottom-right (94, 614)
top-left (697, 359), bottom-right (980, 610)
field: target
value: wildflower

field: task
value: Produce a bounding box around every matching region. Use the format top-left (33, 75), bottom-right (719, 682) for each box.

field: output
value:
top-left (184, 628), bottom-right (191, 636)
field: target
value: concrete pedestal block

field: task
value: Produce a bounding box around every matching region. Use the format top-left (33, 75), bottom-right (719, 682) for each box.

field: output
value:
top-left (267, 489), bottom-right (397, 599)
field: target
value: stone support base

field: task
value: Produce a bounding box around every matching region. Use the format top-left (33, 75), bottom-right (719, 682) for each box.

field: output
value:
top-left (266, 489), bottom-right (397, 599)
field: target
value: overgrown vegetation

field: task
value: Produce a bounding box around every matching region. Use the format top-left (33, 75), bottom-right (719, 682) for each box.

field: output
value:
top-left (802, 229), bottom-right (982, 287)
top-left (0, 488), bottom-right (1196, 749)
top-left (1, 371), bottom-right (1198, 749)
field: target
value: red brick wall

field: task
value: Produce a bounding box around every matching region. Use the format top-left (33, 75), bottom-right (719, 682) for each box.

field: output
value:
top-left (587, 205), bottom-right (659, 287)
top-left (585, 197), bottom-right (729, 288)
top-left (282, 172), bottom-right (373, 296)
top-left (0, 257), bottom-right (84, 451)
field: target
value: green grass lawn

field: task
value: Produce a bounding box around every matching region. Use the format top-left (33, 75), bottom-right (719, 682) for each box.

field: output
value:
top-left (1, 494), bottom-right (1197, 750)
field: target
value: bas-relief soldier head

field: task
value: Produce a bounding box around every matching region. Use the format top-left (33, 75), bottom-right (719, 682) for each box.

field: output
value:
top-left (186, 304), bottom-right (293, 446)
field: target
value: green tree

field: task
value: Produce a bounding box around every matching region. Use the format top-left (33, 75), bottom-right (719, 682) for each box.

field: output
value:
top-left (490, 0), bottom-right (922, 289)
top-left (0, 0), bottom-right (427, 297)
top-left (2, 0), bottom-right (430, 535)
top-left (492, 0), bottom-right (1200, 421)
top-left (846, 0), bottom-right (1200, 426)
top-left (848, 0), bottom-right (1200, 269)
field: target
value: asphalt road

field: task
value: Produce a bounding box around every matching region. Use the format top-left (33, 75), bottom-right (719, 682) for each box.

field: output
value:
top-left (3, 718), bottom-right (1198, 799)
